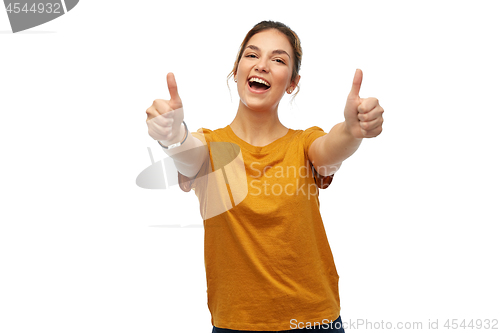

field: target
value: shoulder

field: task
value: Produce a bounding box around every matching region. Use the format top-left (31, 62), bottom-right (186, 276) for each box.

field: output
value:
top-left (302, 126), bottom-right (327, 135)
top-left (298, 126), bottom-right (328, 145)
top-left (192, 127), bottom-right (213, 136)
top-left (191, 126), bottom-right (233, 144)
top-left (190, 127), bottom-right (214, 145)
top-left (290, 126), bottom-right (327, 137)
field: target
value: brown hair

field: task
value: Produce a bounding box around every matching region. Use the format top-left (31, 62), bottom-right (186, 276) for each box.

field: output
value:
top-left (227, 21), bottom-right (302, 98)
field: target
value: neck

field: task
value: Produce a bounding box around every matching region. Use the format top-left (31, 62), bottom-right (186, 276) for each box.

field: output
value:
top-left (229, 100), bottom-right (288, 146)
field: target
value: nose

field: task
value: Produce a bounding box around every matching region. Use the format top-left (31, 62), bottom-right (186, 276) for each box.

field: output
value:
top-left (254, 57), bottom-right (269, 73)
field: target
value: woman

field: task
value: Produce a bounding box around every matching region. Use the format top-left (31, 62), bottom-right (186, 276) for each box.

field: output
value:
top-left (146, 21), bottom-right (384, 332)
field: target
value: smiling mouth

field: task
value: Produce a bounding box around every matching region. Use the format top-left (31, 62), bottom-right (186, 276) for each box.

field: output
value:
top-left (248, 78), bottom-right (271, 92)
top-left (248, 81), bottom-right (270, 91)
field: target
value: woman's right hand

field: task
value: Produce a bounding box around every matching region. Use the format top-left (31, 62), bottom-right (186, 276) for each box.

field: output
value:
top-left (146, 73), bottom-right (185, 143)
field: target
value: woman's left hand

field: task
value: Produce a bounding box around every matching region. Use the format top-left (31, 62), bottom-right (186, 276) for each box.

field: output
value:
top-left (343, 69), bottom-right (384, 139)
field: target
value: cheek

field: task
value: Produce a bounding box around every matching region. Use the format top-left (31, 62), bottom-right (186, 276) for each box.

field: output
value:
top-left (274, 70), bottom-right (291, 89)
top-left (235, 62), bottom-right (249, 83)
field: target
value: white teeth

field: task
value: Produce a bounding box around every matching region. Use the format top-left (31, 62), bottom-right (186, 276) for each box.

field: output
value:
top-left (249, 77), bottom-right (270, 87)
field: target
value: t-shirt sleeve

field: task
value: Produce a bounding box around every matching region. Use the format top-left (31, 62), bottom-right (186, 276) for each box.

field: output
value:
top-left (303, 126), bottom-right (335, 189)
top-left (178, 127), bottom-right (212, 192)
top-left (303, 126), bottom-right (329, 161)
top-left (190, 127), bottom-right (211, 146)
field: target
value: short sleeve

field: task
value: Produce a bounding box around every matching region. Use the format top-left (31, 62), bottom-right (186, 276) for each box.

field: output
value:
top-left (190, 127), bottom-right (212, 146)
top-left (178, 127), bottom-right (212, 192)
top-left (303, 126), bottom-right (335, 189)
top-left (303, 126), bottom-right (328, 161)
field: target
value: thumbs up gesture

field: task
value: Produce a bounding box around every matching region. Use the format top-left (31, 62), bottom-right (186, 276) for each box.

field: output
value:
top-left (343, 69), bottom-right (384, 139)
top-left (146, 73), bottom-right (185, 143)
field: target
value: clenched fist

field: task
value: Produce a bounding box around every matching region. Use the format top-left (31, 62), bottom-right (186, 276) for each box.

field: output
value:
top-left (146, 73), bottom-right (185, 143)
top-left (343, 69), bottom-right (384, 139)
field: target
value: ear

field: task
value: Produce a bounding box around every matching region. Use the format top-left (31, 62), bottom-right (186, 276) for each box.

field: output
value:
top-left (288, 74), bottom-right (301, 93)
top-left (293, 74), bottom-right (301, 87)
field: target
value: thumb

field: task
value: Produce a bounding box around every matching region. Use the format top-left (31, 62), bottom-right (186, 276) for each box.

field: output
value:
top-left (167, 72), bottom-right (182, 104)
top-left (348, 68), bottom-right (363, 100)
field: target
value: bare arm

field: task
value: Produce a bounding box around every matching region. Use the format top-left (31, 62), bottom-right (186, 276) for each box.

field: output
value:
top-left (308, 69), bottom-right (384, 176)
top-left (159, 125), bottom-right (209, 179)
top-left (308, 122), bottom-right (362, 176)
top-left (146, 73), bottom-right (209, 179)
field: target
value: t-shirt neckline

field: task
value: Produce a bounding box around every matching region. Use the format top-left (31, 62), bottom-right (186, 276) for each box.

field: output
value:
top-left (225, 125), bottom-right (293, 153)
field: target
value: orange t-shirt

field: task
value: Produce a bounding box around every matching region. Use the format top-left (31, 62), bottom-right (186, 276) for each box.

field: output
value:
top-left (178, 125), bottom-right (340, 331)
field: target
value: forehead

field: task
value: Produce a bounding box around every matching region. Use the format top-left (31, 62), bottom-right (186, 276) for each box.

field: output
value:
top-left (246, 29), bottom-right (293, 54)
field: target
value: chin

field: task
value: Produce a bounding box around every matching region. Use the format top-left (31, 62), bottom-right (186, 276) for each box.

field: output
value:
top-left (242, 95), bottom-right (281, 112)
top-left (242, 99), bottom-right (278, 113)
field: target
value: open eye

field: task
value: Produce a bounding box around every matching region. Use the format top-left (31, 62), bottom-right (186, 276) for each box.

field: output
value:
top-left (274, 58), bottom-right (285, 64)
top-left (245, 54), bottom-right (257, 58)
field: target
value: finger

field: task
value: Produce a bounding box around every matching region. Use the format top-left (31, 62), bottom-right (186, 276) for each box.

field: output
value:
top-left (147, 111), bottom-right (174, 127)
top-left (145, 106), bottom-right (161, 121)
top-left (152, 99), bottom-right (173, 115)
top-left (167, 72), bottom-right (181, 104)
top-left (357, 97), bottom-right (379, 114)
top-left (148, 123), bottom-right (165, 139)
top-left (348, 68), bottom-right (363, 100)
top-left (364, 125), bottom-right (383, 138)
top-left (359, 116), bottom-right (383, 132)
top-left (358, 106), bottom-right (384, 122)
top-left (148, 118), bottom-right (176, 141)
top-left (148, 125), bottom-right (168, 141)
top-left (147, 104), bottom-right (172, 122)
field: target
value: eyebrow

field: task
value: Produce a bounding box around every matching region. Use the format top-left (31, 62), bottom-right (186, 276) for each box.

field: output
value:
top-left (245, 45), bottom-right (291, 59)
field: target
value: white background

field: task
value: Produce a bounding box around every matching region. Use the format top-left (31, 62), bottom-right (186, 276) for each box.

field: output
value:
top-left (1, 1), bottom-right (499, 332)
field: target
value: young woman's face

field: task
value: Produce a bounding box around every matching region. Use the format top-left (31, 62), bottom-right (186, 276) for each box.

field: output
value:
top-left (235, 29), bottom-right (299, 113)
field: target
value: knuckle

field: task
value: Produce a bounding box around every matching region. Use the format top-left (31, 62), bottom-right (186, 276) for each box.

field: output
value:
top-left (157, 117), bottom-right (166, 125)
top-left (158, 117), bottom-right (168, 127)
top-left (153, 99), bottom-right (163, 108)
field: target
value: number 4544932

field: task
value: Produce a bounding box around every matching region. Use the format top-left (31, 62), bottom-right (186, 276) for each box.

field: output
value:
top-left (444, 319), bottom-right (498, 329)
top-left (6, 2), bottom-right (62, 14)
